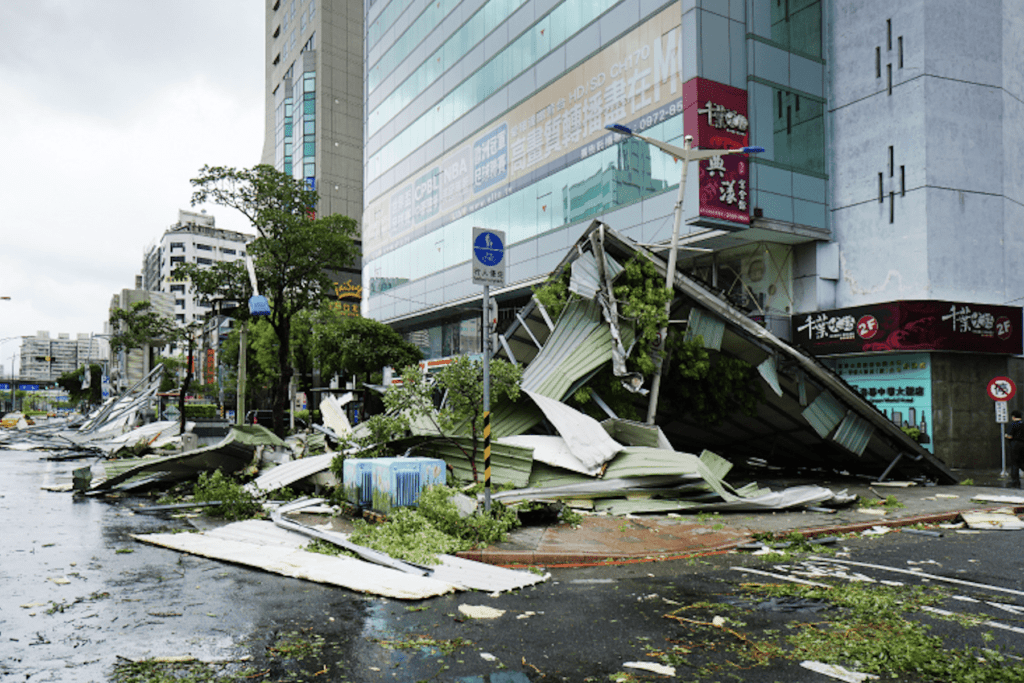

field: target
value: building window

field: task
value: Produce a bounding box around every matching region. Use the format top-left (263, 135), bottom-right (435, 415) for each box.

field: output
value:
top-left (170, 284), bottom-right (185, 293)
top-left (772, 89), bottom-right (826, 176)
top-left (898, 36), bottom-right (904, 67)
top-left (176, 314), bottom-right (185, 323)
top-left (222, 248), bottom-right (236, 255)
top-left (170, 256), bottom-right (184, 265)
top-left (170, 242), bottom-right (185, 252)
top-left (196, 257), bottom-right (213, 266)
top-left (196, 243), bottom-right (212, 251)
top-left (900, 166), bottom-right (905, 196)
top-left (175, 299), bottom-right (185, 308)
top-left (876, 47), bottom-right (881, 78)
top-left (770, 0), bottom-right (821, 58)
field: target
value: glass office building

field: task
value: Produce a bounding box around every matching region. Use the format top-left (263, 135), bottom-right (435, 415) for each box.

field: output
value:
top-left (356, 0), bottom-right (1024, 469)
top-left (362, 0), bottom-right (828, 358)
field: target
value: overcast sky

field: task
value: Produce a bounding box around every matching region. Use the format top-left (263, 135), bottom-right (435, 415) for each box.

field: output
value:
top-left (0, 2), bottom-right (265, 373)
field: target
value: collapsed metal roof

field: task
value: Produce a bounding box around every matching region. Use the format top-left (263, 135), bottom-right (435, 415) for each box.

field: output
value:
top-left (495, 220), bottom-right (956, 484)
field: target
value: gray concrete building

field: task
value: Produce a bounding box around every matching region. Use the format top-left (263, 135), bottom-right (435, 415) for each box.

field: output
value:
top-left (261, 0), bottom-right (365, 313)
top-left (354, 0), bottom-right (1023, 469)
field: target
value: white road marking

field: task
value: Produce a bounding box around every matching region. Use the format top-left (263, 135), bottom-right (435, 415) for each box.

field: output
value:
top-left (810, 555), bottom-right (1024, 599)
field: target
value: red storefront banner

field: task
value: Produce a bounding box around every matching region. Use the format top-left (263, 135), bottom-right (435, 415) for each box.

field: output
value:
top-left (792, 300), bottom-right (1023, 355)
top-left (683, 77), bottom-right (751, 225)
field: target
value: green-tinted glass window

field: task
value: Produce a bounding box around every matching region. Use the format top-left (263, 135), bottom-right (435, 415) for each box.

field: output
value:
top-left (770, 0), bottom-right (821, 59)
top-left (772, 90), bottom-right (825, 176)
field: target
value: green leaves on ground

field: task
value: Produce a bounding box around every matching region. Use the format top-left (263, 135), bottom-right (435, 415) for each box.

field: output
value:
top-left (342, 486), bottom-right (519, 565)
top-left (192, 470), bottom-right (263, 521)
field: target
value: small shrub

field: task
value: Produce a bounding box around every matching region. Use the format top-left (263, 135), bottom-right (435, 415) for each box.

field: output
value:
top-left (193, 470), bottom-right (264, 520)
top-left (183, 404), bottom-right (218, 419)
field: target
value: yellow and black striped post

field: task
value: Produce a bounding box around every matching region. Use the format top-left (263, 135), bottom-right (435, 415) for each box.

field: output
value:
top-left (483, 410), bottom-right (492, 511)
top-left (483, 283), bottom-right (492, 512)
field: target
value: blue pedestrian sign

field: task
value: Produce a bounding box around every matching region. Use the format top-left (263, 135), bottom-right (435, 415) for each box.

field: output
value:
top-left (472, 227), bottom-right (506, 286)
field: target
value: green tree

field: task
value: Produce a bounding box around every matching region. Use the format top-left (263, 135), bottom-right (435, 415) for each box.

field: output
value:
top-left (108, 301), bottom-right (184, 359)
top-left (663, 336), bottom-right (763, 426)
top-left (360, 357), bottom-right (522, 481)
top-left (313, 308), bottom-right (422, 384)
top-left (181, 164), bottom-right (359, 436)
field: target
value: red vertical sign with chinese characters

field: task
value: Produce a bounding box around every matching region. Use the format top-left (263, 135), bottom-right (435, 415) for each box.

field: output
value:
top-left (683, 78), bottom-right (751, 225)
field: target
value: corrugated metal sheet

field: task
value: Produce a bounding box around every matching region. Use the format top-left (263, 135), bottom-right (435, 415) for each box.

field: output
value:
top-left (132, 521), bottom-right (456, 600)
top-left (320, 393), bottom-right (354, 438)
top-left (274, 501), bottom-right (548, 593)
top-left (593, 484), bottom-right (836, 515)
top-left (802, 391), bottom-right (846, 439)
top-left (684, 308), bottom-right (725, 350)
top-left (415, 437), bottom-right (534, 487)
top-left (600, 418), bottom-right (673, 449)
top-left (520, 298), bottom-right (608, 400)
top-left (497, 435), bottom-right (589, 474)
top-left (569, 250), bottom-right (624, 299)
top-left (89, 427), bottom-right (260, 493)
top-left (832, 410), bottom-right (874, 456)
top-left (246, 453), bottom-right (335, 494)
top-left (525, 389), bottom-right (621, 475)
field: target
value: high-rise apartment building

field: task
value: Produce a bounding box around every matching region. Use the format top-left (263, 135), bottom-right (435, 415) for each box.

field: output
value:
top-left (359, 0), bottom-right (1024, 468)
top-left (141, 210), bottom-right (251, 325)
top-left (19, 332), bottom-right (106, 384)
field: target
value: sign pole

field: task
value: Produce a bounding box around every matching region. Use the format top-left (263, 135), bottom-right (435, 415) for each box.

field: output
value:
top-left (1001, 422), bottom-right (1007, 478)
top-left (988, 377), bottom-right (1016, 478)
top-left (472, 227), bottom-right (504, 514)
top-left (483, 284), bottom-right (491, 512)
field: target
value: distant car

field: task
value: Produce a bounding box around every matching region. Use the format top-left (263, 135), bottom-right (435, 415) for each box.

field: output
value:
top-left (244, 410), bottom-right (308, 430)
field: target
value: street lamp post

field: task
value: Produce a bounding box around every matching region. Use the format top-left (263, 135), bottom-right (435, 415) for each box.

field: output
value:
top-left (604, 123), bottom-right (763, 425)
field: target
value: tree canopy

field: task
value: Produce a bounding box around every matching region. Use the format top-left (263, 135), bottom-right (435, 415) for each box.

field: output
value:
top-left (312, 309), bottom-right (422, 382)
top-left (108, 301), bottom-right (184, 356)
top-left (178, 164), bottom-right (360, 435)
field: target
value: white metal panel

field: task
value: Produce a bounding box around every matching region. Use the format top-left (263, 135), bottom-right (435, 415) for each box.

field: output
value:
top-left (524, 389), bottom-right (622, 475)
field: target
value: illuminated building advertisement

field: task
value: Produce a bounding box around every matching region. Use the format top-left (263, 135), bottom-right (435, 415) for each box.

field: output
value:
top-left (684, 78), bottom-right (751, 225)
top-left (827, 353), bottom-right (934, 453)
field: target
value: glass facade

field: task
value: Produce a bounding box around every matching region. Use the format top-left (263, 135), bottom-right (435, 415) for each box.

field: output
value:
top-left (364, 0), bottom-right (828, 342)
top-left (770, 0), bottom-right (822, 59)
top-left (367, 0), bottom-right (621, 185)
top-left (292, 68), bottom-right (316, 186)
top-left (368, 114), bottom-right (683, 295)
top-left (771, 88), bottom-right (825, 176)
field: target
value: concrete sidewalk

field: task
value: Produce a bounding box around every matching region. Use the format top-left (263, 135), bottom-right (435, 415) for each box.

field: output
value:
top-left (458, 472), bottom-right (1024, 567)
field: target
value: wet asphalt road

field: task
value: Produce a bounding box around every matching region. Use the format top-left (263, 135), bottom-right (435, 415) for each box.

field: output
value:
top-left (5, 446), bottom-right (1024, 683)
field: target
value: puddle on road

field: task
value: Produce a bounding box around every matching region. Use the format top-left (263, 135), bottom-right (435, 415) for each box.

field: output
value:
top-left (0, 449), bottom-right (375, 682)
